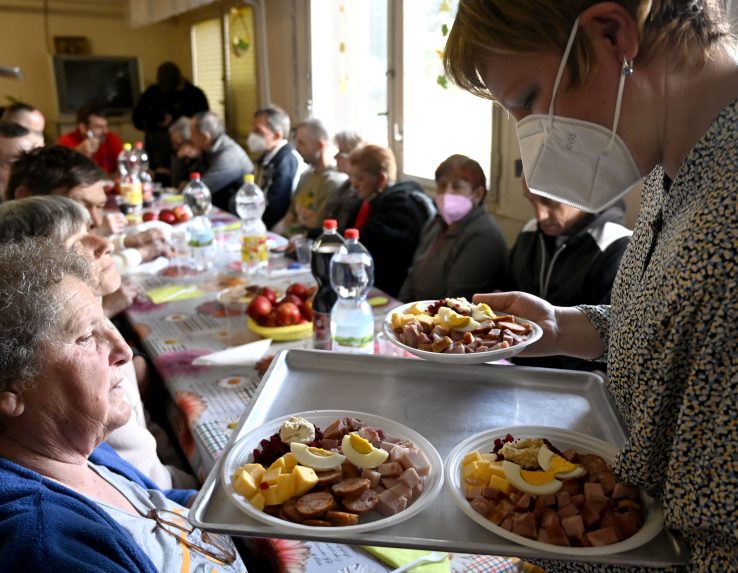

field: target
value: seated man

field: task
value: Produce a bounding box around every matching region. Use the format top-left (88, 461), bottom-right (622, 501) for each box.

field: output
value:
top-left (168, 115), bottom-right (204, 189)
top-left (57, 104), bottom-right (124, 175)
top-left (508, 175), bottom-right (632, 371)
top-left (273, 118), bottom-right (347, 236)
top-left (348, 144), bottom-right (436, 297)
top-left (245, 105), bottom-right (305, 229)
top-left (1, 102), bottom-right (45, 147)
top-left (0, 121), bottom-right (38, 202)
top-left (399, 154), bottom-right (508, 302)
top-left (189, 110), bottom-right (253, 209)
top-left (7, 146), bottom-right (171, 317)
top-left (0, 237), bottom-right (246, 571)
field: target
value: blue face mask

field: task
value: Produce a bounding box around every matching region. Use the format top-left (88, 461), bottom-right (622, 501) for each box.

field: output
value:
top-left (516, 17), bottom-right (642, 213)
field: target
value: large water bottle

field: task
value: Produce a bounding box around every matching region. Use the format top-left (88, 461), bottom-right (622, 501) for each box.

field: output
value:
top-left (134, 141), bottom-right (154, 207)
top-left (311, 219), bottom-right (346, 350)
top-left (118, 142), bottom-right (143, 224)
top-left (329, 228), bottom-right (375, 354)
top-left (235, 174), bottom-right (268, 274)
top-left (182, 172), bottom-right (214, 272)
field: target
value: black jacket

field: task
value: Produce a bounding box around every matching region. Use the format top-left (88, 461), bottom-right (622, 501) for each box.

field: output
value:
top-left (259, 143), bottom-right (301, 230)
top-left (359, 180), bottom-right (436, 297)
top-left (508, 203), bottom-right (632, 370)
top-left (132, 82), bottom-right (209, 171)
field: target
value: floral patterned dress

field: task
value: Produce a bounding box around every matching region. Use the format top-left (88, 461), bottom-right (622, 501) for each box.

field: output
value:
top-left (540, 98), bottom-right (738, 572)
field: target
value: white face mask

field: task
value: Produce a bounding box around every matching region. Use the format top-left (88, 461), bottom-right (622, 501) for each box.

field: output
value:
top-left (516, 17), bottom-right (642, 213)
top-left (246, 132), bottom-right (268, 154)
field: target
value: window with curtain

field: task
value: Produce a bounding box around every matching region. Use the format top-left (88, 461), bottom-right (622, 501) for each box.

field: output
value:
top-left (227, 5), bottom-right (259, 141)
top-left (191, 17), bottom-right (225, 120)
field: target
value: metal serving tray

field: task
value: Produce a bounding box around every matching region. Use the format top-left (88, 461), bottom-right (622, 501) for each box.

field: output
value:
top-left (190, 349), bottom-right (688, 567)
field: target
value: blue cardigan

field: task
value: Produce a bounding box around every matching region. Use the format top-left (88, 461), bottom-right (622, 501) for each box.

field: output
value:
top-left (0, 443), bottom-right (197, 572)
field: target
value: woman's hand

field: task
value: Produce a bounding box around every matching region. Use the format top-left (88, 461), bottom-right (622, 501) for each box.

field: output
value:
top-left (472, 291), bottom-right (605, 359)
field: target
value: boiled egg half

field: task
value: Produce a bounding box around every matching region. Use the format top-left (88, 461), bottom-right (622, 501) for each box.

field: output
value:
top-left (435, 306), bottom-right (480, 332)
top-left (290, 442), bottom-right (345, 471)
top-left (502, 460), bottom-right (562, 495)
top-left (537, 445), bottom-right (587, 479)
top-left (341, 433), bottom-right (389, 469)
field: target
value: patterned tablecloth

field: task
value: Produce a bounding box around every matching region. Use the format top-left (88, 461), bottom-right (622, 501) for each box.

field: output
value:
top-left (123, 215), bottom-right (520, 573)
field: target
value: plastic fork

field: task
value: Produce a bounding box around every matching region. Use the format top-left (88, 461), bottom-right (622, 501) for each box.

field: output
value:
top-left (389, 551), bottom-right (448, 573)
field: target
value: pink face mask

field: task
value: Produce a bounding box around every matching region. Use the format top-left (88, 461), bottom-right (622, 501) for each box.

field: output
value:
top-left (435, 193), bottom-right (474, 225)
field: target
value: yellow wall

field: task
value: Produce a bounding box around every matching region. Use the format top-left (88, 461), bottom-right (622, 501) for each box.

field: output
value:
top-left (0, 0), bottom-right (191, 143)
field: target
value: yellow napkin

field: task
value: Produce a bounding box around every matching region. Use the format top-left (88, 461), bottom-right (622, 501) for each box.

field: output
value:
top-left (162, 194), bottom-right (184, 203)
top-left (361, 547), bottom-right (450, 573)
top-left (146, 285), bottom-right (205, 304)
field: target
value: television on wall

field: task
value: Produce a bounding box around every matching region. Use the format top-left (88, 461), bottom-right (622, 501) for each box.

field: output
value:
top-left (53, 55), bottom-right (141, 116)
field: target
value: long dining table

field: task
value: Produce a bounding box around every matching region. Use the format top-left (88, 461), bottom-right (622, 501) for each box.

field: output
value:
top-left (121, 203), bottom-right (522, 573)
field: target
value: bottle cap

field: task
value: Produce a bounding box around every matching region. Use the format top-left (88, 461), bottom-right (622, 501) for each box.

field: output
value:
top-left (244, 174), bottom-right (255, 184)
top-left (190, 172), bottom-right (201, 180)
top-left (322, 219), bottom-right (338, 230)
top-left (134, 141), bottom-right (143, 149)
top-left (123, 143), bottom-right (132, 150)
top-left (344, 228), bottom-right (359, 240)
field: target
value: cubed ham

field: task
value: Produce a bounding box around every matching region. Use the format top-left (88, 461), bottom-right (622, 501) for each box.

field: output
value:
top-left (381, 477), bottom-right (398, 489)
top-left (357, 426), bottom-right (382, 446)
top-left (586, 526), bottom-right (621, 546)
top-left (556, 491), bottom-right (571, 509)
top-left (611, 482), bottom-right (640, 500)
top-left (536, 493), bottom-right (556, 510)
top-left (471, 496), bottom-right (495, 517)
top-left (499, 516), bottom-right (514, 531)
top-left (540, 508), bottom-right (560, 529)
top-left (376, 489), bottom-right (408, 516)
top-left (361, 469), bottom-right (381, 488)
top-left (614, 510), bottom-right (642, 539)
top-left (561, 514), bottom-right (585, 538)
top-left (579, 454), bottom-right (609, 475)
top-left (378, 461), bottom-right (403, 477)
top-left (389, 445), bottom-right (411, 463)
top-left (482, 487), bottom-right (502, 500)
top-left (513, 493), bottom-right (532, 512)
top-left (488, 500), bottom-right (514, 525)
top-left (341, 460), bottom-right (361, 478)
top-left (322, 418), bottom-right (347, 440)
top-left (594, 471), bottom-right (617, 495)
top-left (512, 511), bottom-right (538, 539)
top-left (544, 524), bottom-right (571, 546)
top-left (557, 503), bottom-right (579, 519)
top-left (560, 478), bottom-right (583, 495)
top-left (412, 481), bottom-right (424, 498)
top-left (584, 482), bottom-right (607, 502)
top-left (398, 448), bottom-right (431, 476)
top-left (581, 501), bottom-right (604, 529)
top-left (398, 467), bottom-right (421, 489)
top-left (571, 494), bottom-right (585, 509)
top-left (537, 528), bottom-right (550, 544)
top-left (389, 482), bottom-right (413, 501)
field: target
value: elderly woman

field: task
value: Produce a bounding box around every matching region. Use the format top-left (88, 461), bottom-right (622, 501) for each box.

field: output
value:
top-left (0, 196), bottom-right (196, 491)
top-left (0, 238), bottom-right (246, 571)
top-left (445, 0), bottom-right (737, 570)
top-left (348, 144), bottom-right (435, 297)
top-left (399, 154), bottom-right (508, 302)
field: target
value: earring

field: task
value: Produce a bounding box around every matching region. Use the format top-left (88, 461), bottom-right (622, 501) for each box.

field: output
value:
top-left (622, 59), bottom-right (635, 77)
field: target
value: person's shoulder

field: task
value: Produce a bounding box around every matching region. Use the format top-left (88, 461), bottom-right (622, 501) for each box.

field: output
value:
top-left (586, 221), bottom-right (632, 253)
top-left (57, 130), bottom-right (79, 146)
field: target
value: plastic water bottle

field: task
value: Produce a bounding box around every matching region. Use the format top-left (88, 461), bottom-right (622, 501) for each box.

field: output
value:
top-left (118, 143), bottom-right (143, 224)
top-left (235, 174), bottom-right (268, 274)
top-left (311, 219), bottom-right (346, 350)
top-left (134, 141), bottom-right (154, 207)
top-left (329, 229), bottom-right (375, 353)
top-left (182, 172), bottom-right (213, 271)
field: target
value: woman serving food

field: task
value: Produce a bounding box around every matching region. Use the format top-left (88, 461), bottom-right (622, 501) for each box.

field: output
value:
top-left (444, 0), bottom-right (737, 570)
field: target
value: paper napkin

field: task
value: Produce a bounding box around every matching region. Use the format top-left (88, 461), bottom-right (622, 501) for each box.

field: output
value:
top-left (146, 284), bottom-right (205, 304)
top-left (191, 338), bottom-right (272, 366)
top-left (361, 547), bottom-right (450, 573)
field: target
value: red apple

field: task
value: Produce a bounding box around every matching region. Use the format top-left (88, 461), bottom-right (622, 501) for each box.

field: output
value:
top-left (247, 295), bottom-right (272, 320)
top-left (158, 209), bottom-right (177, 225)
top-left (262, 310), bottom-right (278, 327)
top-left (142, 211), bottom-right (158, 222)
top-left (286, 282), bottom-right (309, 301)
top-left (259, 286), bottom-right (278, 305)
top-left (275, 301), bottom-right (301, 326)
top-left (172, 204), bottom-right (191, 223)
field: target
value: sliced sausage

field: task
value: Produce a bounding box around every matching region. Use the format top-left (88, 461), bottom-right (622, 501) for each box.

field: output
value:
top-left (331, 477), bottom-right (371, 498)
top-left (342, 489), bottom-right (379, 514)
top-left (325, 510), bottom-right (360, 526)
top-left (315, 468), bottom-right (343, 486)
top-left (301, 519), bottom-right (333, 527)
top-left (296, 491), bottom-right (336, 519)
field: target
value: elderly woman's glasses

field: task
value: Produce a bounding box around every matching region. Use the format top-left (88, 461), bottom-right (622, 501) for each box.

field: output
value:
top-left (140, 507), bottom-right (236, 564)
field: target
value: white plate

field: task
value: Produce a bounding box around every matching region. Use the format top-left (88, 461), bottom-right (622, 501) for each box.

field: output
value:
top-left (444, 425), bottom-right (664, 556)
top-left (267, 231), bottom-right (288, 251)
top-left (383, 301), bottom-right (543, 364)
top-left (221, 410), bottom-right (444, 534)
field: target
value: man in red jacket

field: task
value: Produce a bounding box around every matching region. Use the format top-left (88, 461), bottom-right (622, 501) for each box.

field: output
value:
top-left (58, 104), bottom-right (123, 174)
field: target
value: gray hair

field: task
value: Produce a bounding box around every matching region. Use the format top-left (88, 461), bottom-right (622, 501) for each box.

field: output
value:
top-left (192, 111), bottom-right (225, 141)
top-left (333, 130), bottom-right (364, 154)
top-left (255, 105), bottom-right (290, 139)
top-left (0, 196), bottom-right (90, 245)
top-left (0, 237), bottom-right (90, 392)
top-left (296, 118), bottom-right (329, 142)
top-left (168, 115), bottom-right (192, 140)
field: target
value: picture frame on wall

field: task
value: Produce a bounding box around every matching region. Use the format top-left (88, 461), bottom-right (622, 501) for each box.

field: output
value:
top-left (53, 36), bottom-right (91, 55)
